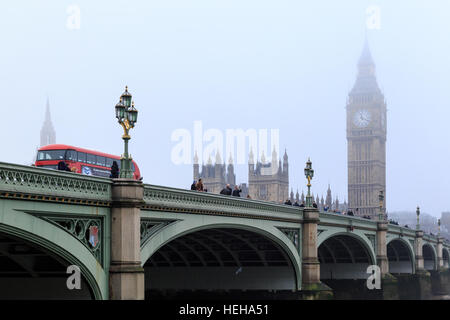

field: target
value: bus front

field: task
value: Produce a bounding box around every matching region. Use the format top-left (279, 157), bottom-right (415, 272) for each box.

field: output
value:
top-left (35, 145), bottom-right (77, 171)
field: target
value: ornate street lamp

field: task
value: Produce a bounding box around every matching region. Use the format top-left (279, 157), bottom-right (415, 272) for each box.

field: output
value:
top-left (416, 206), bottom-right (420, 230)
top-left (304, 158), bottom-right (314, 207)
top-left (378, 190), bottom-right (385, 221)
top-left (115, 86), bottom-right (138, 179)
top-left (438, 219), bottom-right (441, 237)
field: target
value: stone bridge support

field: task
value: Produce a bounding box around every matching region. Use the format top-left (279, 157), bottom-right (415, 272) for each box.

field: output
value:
top-left (377, 221), bottom-right (398, 299)
top-left (109, 179), bottom-right (145, 300)
top-left (301, 208), bottom-right (332, 299)
top-left (437, 237), bottom-right (444, 269)
top-left (398, 230), bottom-right (432, 299)
top-left (430, 237), bottom-right (450, 296)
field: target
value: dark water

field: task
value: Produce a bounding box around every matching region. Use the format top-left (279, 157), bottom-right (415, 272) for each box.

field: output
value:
top-left (432, 295), bottom-right (450, 300)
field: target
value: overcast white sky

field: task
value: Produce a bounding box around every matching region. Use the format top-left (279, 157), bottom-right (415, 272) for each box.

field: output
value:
top-left (0, 1), bottom-right (449, 217)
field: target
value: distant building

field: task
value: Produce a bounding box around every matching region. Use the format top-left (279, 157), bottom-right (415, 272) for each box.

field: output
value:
top-left (32, 97), bottom-right (56, 165)
top-left (193, 151), bottom-right (236, 194)
top-left (347, 38), bottom-right (387, 218)
top-left (192, 147), bottom-right (289, 203)
top-left (40, 97), bottom-right (56, 147)
top-left (248, 148), bottom-right (289, 203)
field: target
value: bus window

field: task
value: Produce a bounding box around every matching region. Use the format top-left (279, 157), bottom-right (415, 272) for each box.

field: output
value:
top-left (96, 156), bottom-right (106, 166)
top-left (86, 153), bottom-right (96, 164)
top-left (37, 150), bottom-right (66, 161)
top-left (66, 150), bottom-right (77, 161)
top-left (106, 158), bottom-right (114, 168)
top-left (78, 152), bottom-right (86, 163)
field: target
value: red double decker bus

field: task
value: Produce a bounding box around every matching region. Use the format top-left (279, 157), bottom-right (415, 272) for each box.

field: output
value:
top-left (35, 144), bottom-right (141, 180)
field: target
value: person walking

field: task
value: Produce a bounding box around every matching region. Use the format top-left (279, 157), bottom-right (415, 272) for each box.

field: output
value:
top-left (284, 199), bottom-right (292, 205)
top-left (299, 201), bottom-right (305, 207)
top-left (232, 185), bottom-right (242, 197)
top-left (110, 161), bottom-right (119, 178)
top-left (293, 201), bottom-right (300, 207)
top-left (190, 180), bottom-right (197, 191)
top-left (196, 179), bottom-right (204, 192)
top-left (57, 161), bottom-right (67, 171)
top-left (312, 202), bottom-right (318, 208)
top-left (220, 184), bottom-right (232, 195)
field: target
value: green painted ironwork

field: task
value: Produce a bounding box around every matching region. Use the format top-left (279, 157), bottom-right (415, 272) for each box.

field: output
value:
top-left (278, 227), bottom-right (300, 251)
top-left (34, 214), bottom-right (104, 265)
top-left (143, 184), bottom-right (304, 222)
top-left (0, 162), bottom-right (112, 201)
top-left (140, 219), bottom-right (173, 248)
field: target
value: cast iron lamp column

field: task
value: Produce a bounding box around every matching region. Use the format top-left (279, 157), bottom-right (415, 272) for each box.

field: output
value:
top-left (304, 158), bottom-right (314, 207)
top-left (115, 86), bottom-right (138, 179)
top-left (378, 190), bottom-right (385, 221)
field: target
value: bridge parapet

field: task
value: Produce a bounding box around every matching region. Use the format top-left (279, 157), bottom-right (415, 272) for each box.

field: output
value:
top-left (318, 212), bottom-right (378, 230)
top-left (387, 224), bottom-right (417, 238)
top-left (0, 162), bottom-right (112, 202)
top-left (423, 233), bottom-right (438, 244)
top-left (143, 184), bottom-right (303, 223)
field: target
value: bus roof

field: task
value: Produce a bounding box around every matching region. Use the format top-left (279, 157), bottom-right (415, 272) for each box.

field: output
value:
top-left (38, 144), bottom-right (121, 160)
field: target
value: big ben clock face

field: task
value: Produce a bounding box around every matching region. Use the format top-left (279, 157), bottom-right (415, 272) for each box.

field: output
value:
top-left (353, 109), bottom-right (371, 128)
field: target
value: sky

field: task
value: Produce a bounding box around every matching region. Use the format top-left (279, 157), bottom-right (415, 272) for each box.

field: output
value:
top-left (0, 1), bottom-right (449, 217)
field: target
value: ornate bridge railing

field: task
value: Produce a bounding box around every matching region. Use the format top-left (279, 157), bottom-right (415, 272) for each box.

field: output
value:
top-left (318, 211), bottom-right (378, 230)
top-left (0, 162), bottom-right (112, 202)
top-left (142, 184), bottom-right (303, 223)
top-left (387, 224), bottom-right (417, 238)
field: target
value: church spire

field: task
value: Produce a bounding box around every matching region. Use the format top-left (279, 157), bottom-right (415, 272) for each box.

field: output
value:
top-left (40, 97), bottom-right (56, 147)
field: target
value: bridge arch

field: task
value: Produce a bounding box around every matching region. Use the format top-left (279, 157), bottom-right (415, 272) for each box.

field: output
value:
top-left (318, 232), bottom-right (376, 280)
top-left (386, 238), bottom-right (414, 274)
top-left (141, 218), bottom-right (301, 297)
top-left (0, 207), bottom-right (106, 299)
top-left (423, 243), bottom-right (437, 271)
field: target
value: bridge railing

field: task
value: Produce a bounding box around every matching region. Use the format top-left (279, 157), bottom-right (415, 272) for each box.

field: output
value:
top-left (318, 211), bottom-right (379, 230)
top-left (142, 184), bottom-right (303, 222)
top-left (386, 223), bottom-right (417, 238)
top-left (0, 161), bottom-right (112, 201)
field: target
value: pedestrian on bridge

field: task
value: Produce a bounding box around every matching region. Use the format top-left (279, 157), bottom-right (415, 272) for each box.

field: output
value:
top-left (220, 184), bottom-right (232, 195)
top-left (190, 180), bottom-right (197, 191)
top-left (196, 179), bottom-right (204, 191)
top-left (110, 161), bottom-right (119, 178)
top-left (232, 185), bottom-right (242, 197)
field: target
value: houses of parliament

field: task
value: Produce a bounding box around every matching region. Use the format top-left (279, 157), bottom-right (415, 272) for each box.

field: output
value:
top-left (193, 39), bottom-right (386, 218)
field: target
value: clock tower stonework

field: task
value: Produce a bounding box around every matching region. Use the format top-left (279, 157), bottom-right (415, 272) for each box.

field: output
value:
top-left (347, 39), bottom-right (387, 218)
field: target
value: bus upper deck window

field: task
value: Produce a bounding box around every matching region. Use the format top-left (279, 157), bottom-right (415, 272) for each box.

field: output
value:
top-left (78, 152), bottom-right (86, 163)
top-left (66, 150), bottom-right (77, 161)
top-left (86, 154), bottom-right (96, 164)
top-left (96, 156), bottom-right (106, 166)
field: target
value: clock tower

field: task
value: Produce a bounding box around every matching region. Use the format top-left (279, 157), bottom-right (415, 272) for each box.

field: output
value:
top-left (347, 39), bottom-right (387, 218)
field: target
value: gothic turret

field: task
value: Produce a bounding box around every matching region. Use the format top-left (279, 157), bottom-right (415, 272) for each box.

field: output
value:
top-left (326, 185), bottom-right (332, 209)
top-left (193, 150), bottom-right (199, 179)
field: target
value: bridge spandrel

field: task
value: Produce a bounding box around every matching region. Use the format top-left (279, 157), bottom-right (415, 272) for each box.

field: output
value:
top-left (0, 162), bottom-right (112, 202)
top-left (142, 184), bottom-right (303, 223)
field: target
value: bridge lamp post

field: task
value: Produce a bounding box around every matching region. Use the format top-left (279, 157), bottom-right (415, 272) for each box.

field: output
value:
top-left (304, 158), bottom-right (314, 207)
top-left (438, 219), bottom-right (441, 237)
top-left (416, 206), bottom-right (421, 230)
top-left (378, 190), bottom-right (385, 221)
top-left (115, 86), bottom-right (138, 179)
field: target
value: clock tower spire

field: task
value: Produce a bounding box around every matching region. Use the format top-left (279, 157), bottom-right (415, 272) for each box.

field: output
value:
top-left (347, 38), bottom-right (387, 218)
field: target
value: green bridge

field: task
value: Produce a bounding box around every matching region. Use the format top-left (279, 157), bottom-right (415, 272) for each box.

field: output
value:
top-left (0, 161), bottom-right (449, 299)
